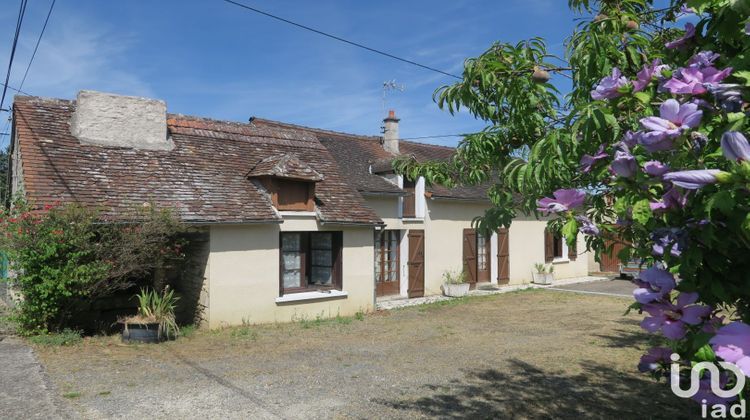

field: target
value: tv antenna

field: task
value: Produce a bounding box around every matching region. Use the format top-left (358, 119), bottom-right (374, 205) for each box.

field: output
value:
top-left (382, 79), bottom-right (405, 114)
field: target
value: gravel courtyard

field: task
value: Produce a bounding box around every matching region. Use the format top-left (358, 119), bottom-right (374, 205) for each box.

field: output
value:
top-left (35, 289), bottom-right (694, 419)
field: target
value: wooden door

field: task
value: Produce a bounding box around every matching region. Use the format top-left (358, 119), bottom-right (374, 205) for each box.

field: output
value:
top-left (497, 228), bottom-right (510, 284)
top-left (463, 229), bottom-right (477, 288)
top-left (476, 233), bottom-right (491, 282)
top-left (600, 238), bottom-right (626, 272)
top-left (407, 230), bottom-right (424, 298)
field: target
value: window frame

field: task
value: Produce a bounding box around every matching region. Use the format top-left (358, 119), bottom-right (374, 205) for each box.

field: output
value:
top-left (374, 230), bottom-right (400, 284)
top-left (279, 231), bottom-right (343, 295)
top-left (262, 178), bottom-right (315, 212)
top-left (552, 234), bottom-right (568, 261)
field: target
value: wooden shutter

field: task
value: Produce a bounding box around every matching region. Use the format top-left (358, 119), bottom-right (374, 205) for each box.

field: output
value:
top-left (497, 228), bottom-right (510, 284)
top-left (402, 179), bottom-right (416, 218)
top-left (463, 228), bottom-right (477, 283)
top-left (568, 235), bottom-right (578, 261)
top-left (544, 228), bottom-right (554, 263)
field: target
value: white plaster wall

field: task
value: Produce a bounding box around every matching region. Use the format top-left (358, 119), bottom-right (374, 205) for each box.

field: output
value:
top-left (507, 217), bottom-right (590, 284)
top-left (206, 221), bottom-right (374, 328)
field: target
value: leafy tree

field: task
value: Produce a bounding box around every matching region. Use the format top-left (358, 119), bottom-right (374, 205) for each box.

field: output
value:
top-left (396, 0), bottom-right (750, 404)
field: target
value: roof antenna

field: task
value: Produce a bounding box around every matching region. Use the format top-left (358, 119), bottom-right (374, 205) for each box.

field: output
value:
top-left (381, 80), bottom-right (405, 135)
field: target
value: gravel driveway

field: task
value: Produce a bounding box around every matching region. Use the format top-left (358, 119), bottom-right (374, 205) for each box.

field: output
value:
top-left (35, 289), bottom-right (693, 419)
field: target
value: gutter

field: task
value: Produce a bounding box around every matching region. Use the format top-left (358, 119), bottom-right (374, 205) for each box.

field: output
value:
top-left (359, 190), bottom-right (408, 197)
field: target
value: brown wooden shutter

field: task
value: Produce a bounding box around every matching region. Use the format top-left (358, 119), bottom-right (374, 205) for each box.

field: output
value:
top-left (463, 229), bottom-right (477, 283)
top-left (568, 235), bottom-right (578, 261)
top-left (544, 228), bottom-right (554, 263)
top-left (497, 228), bottom-right (510, 284)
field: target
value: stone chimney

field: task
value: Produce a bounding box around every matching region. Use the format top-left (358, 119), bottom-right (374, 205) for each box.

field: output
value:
top-left (382, 109), bottom-right (400, 154)
top-left (70, 90), bottom-right (173, 150)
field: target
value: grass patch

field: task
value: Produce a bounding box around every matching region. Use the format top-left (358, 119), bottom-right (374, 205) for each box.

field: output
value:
top-left (294, 312), bottom-right (360, 329)
top-left (62, 391), bottom-right (82, 399)
top-left (97, 391), bottom-right (111, 396)
top-left (179, 324), bottom-right (197, 338)
top-left (230, 325), bottom-right (258, 340)
top-left (28, 329), bottom-right (82, 346)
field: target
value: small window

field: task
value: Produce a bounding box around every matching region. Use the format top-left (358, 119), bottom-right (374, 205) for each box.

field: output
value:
top-left (280, 232), bottom-right (342, 294)
top-left (402, 178), bottom-right (416, 218)
top-left (553, 234), bottom-right (564, 259)
top-left (375, 230), bottom-right (400, 283)
top-left (264, 179), bottom-right (314, 211)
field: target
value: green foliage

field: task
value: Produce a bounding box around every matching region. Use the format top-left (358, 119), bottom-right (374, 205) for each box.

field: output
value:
top-left (442, 269), bottom-right (467, 284)
top-left (0, 201), bottom-right (185, 334)
top-left (28, 329), bottom-right (82, 346)
top-left (128, 287), bottom-right (180, 339)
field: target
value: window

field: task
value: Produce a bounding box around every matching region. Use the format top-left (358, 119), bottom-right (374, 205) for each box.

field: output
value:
top-left (375, 230), bottom-right (400, 284)
top-left (477, 233), bottom-right (489, 271)
top-left (553, 234), bottom-right (564, 259)
top-left (402, 178), bottom-right (416, 218)
top-left (280, 232), bottom-right (342, 294)
top-left (263, 179), bottom-right (314, 211)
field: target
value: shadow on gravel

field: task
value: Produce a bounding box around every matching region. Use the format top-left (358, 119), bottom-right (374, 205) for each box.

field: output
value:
top-left (377, 359), bottom-right (694, 419)
top-left (590, 318), bottom-right (659, 349)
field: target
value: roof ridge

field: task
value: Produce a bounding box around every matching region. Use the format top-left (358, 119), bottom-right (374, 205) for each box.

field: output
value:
top-left (250, 116), bottom-right (381, 141)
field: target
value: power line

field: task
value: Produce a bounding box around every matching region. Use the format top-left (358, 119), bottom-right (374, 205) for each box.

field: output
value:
top-left (220, 0), bottom-right (462, 80)
top-left (0, 0), bottom-right (29, 115)
top-left (17, 0), bottom-right (56, 93)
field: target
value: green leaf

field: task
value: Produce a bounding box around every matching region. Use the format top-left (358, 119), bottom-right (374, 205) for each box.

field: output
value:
top-left (562, 218), bottom-right (579, 247)
top-left (708, 191), bottom-right (735, 216)
top-left (735, 70), bottom-right (750, 87)
top-left (632, 199), bottom-right (652, 226)
top-left (693, 343), bottom-right (716, 363)
top-left (633, 91), bottom-right (652, 105)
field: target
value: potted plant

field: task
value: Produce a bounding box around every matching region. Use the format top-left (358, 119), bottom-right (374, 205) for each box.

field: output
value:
top-left (121, 287), bottom-right (180, 343)
top-left (441, 270), bottom-right (470, 297)
top-left (532, 263), bottom-right (554, 285)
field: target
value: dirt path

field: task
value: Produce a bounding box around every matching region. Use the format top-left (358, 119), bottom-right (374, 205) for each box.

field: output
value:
top-left (35, 289), bottom-right (694, 419)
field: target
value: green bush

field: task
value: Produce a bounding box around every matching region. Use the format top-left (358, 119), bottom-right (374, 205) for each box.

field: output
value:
top-left (0, 201), bottom-right (185, 335)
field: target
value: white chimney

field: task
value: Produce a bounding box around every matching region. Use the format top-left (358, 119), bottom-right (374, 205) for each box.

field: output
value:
top-left (71, 90), bottom-right (173, 151)
top-left (382, 109), bottom-right (400, 154)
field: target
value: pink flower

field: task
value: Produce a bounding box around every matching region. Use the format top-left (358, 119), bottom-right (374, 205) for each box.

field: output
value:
top-left (633, 267), bottom-right (676, 304)
top-left (591, 68), bottom-right (629, 100)
top-left (638, 99), bottom-right (702, 152)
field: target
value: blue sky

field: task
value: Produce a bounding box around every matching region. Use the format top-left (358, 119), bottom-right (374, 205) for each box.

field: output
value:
top-left (0, 0), bottom-right (580, 146)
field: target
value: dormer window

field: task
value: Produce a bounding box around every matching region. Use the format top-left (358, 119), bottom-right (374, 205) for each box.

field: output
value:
top-left (247, 154), bottom-right (324, 212)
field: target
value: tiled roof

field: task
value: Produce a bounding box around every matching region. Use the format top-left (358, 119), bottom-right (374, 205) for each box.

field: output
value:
top-left (247, 154), bottom-right (324, 182)
top-left (251, 118), bottom-right (490, 201)
top-left (12, 96), bottom-right (382, 225)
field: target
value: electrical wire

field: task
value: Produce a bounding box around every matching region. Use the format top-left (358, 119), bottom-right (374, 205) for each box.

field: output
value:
top-left (17, 0), bottom-right (56, 93)
top-left (220, 0), bottom-right (462, 80)
top-left (0, 0), bottom-right (29, 114)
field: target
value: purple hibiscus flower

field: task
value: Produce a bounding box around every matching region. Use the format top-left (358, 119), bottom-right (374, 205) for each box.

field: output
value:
top-left (710, 322), bottom-right (750, 377)
top-left (633, 60), bottom-right (670, 92)
top-left (610, 150), bottom-right (637, 178)
top-left (665, 22), bottom-right (696, 49)
top-left (574, 215), bottom-right (600, 236)
top-left (641, 292), bottom-right (712, 340)
top-left (633, 267), bottom-right (676, 304)
top-left (638, 99), bottom-right (702, 152)
top-left (638, 347), bottom-right (673, 373)
top-left (650, 187), bottom-right (687, 213)
top-left (622, 131), bottom-right (639, 148)
top-left (643, 160), bottom-right (669, 177)
top-left (663, 66), bottom-right (733, 95)
top-left (722, 131), bottom-right (750, 162)
top-left (591, 68), bottom-right (629, 100)
top-left (580, 144), bottom-right (608, 173)
top-left (536, 189), bottom-right (585, 214)
top-left (689, 51), bottom-right (720, 68)
top-left (692, 371), bottom-right (738, 406)
top-left (651, 228), bottom-right (685, 257)
top-left (708, 83), bottom-right (744, 112)
top-left (663, 169), bottom-right (727, 189)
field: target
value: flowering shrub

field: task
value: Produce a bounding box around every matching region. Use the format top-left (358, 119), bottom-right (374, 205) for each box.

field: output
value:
top-left (0, 202), bottom-right (185, 334)
top-left (396, 0), bottom-right (750, 404)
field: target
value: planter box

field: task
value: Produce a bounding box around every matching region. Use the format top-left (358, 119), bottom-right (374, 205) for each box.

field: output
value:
top-left (442, 282), bottom-right (470, 297)
top-left (532, 272), bottom-right (554, 285)
top-left (121, 322), bottom-right (162, 344)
